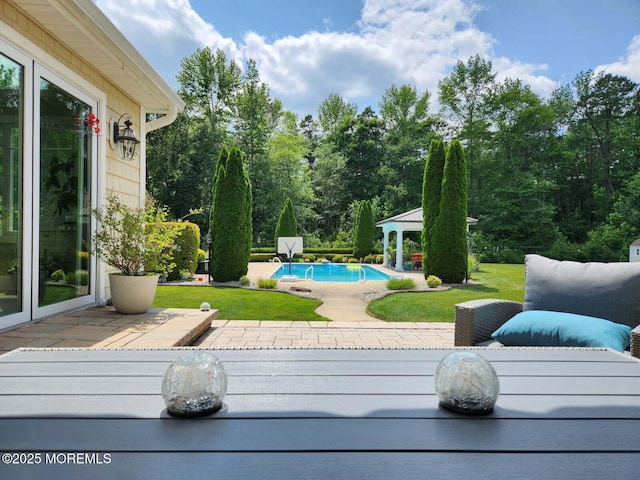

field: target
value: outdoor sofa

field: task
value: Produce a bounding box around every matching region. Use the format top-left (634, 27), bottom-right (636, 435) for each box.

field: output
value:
top-left (454, 254), bottom-right (640, 358)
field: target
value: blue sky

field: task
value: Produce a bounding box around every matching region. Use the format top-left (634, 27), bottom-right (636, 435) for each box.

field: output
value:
top-left (95, 0), bottom-right (640, 117)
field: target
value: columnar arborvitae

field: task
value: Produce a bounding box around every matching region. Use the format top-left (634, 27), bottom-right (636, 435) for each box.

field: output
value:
top-left (209, 146), bottom-right (229, 232)
top-left (210, 147), bottom-right (252, 281)
top-left (429, 139), bottom-right (468, 283)
top-left (421, 139), bottom-right (446, 277)
top-left (274, 197), bottom-right (298, 247)
top-left (353, 199), bottom-right (374, 259)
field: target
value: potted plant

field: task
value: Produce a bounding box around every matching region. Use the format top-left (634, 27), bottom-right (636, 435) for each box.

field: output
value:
top-left (90, 193), bottom-right (180, 313)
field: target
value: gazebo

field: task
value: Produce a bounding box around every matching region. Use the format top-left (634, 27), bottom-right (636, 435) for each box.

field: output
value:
top-left (376, 207), bottom-right (478, 271)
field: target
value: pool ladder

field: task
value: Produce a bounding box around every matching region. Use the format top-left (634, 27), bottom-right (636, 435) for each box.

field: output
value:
top-left (304, 265), bottom-right (314, 281)
top-left (304, 265), bottom-right (367, 282)
top-left (358, 266), bottom-right (366, 283)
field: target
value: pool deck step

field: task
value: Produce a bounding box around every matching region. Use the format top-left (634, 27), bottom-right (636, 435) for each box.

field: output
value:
top-left (0, 307), bottom-right (217, 354)
top-left (92, 308), bottom-right (218, 348)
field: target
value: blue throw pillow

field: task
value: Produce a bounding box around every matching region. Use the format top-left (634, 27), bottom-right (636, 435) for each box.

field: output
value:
top-left (492, 310), bottom-right (631, 352)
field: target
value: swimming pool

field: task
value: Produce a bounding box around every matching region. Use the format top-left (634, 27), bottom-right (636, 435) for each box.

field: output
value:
top-left (270, 263), bottom-right (391, 282)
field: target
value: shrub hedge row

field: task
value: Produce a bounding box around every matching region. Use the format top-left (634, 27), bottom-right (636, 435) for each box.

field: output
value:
top-left (249, 252), bottom-right (385, 264)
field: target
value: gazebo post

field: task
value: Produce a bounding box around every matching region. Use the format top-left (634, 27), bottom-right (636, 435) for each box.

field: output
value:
top-left (382, 228), bottom-right (390, 267)
top-left (376, 207), bottom-right (478, 273)
top-left (395, 228), bottom-right (404, 271)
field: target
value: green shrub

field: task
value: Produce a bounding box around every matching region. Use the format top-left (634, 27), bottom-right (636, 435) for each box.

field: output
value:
top-left (179, 269), bottom-right (193, 280)
top-left (257, 278), bottom-right (278, 289)
top-left (197, 249), bottom-right (207, 262)
top-left (239, 275), bottom-right (251, 286)
top-left (165, 222), bottom-right (200, 281)
top-left (348, 257), bottom-right (359, 263)
top-left (65, 271), bottom-right (89, 286)
top-left (92, 193), bottom-right (180, 276)
top-left (51, 269), bottom-right (65, 282)
top-left (303, 247), bottom-right (358, 255)
top-left (426, 275), bottom-right (442, 288)
top-left (361, 254), bottom-right (383, 264)
top-left (386, 277), bottom-right (417, 290)
top-left (467, 255), bottom-right (480, 276)
top-left (250, 253), bottom-right (279, 262)
top-left (332, 255), bottom-right (345, 263)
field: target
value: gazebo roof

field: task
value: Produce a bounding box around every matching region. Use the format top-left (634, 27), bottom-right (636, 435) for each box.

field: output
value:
top-left (376, 207), bottom-right (478, 229)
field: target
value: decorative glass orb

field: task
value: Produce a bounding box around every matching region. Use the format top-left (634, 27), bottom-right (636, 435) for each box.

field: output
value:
top-left (435, 351), bottom-right (499, 415)
top-left (162, 352), bottom-right (227, 417)
top-left (200, 302), bottom-right (211, 311)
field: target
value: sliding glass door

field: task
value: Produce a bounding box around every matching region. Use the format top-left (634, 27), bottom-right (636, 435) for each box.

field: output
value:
top-left (0, 52), bottom-right (24, 323)
top-left (37, 77), bottom-right (93, 311)
top-left (0, 38), bottom-right (97, 329)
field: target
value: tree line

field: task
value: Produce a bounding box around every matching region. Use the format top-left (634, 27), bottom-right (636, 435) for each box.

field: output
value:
top-left (147, 49), bottom-right (640, 262)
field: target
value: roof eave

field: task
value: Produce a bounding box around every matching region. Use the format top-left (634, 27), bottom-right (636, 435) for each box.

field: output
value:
top-left (12, 0), bottom-right (185, 116)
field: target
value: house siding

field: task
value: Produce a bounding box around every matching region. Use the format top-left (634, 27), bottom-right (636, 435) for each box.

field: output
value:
top-left (2, 1), bottom-right (156, 311)
top-left (3, 0), bottom-right (144, 206)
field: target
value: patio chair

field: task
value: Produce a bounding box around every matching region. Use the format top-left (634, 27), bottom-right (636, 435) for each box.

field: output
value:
top-left (454, 254), bottom-right (640, 358)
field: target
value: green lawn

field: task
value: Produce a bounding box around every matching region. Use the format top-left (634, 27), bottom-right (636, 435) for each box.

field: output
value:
top-left (367, 263), bottom-right (525, 323)
top-left (153, 285), bottom-right (328, 321)
top-left (41, 285), bottom-right (78, 306)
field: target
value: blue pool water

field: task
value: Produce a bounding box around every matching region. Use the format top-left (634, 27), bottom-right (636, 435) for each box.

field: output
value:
top-left (271, 263), bottom-right (391, 282)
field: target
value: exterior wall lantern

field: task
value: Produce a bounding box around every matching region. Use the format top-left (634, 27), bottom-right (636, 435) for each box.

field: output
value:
top-left (113, 113), bottom-right (140, 160)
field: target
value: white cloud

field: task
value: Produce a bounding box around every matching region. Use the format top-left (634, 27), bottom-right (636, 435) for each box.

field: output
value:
top-left (95, 0), bottom-right (561, 116)
top-left (95, 0), bottom-right (242, 85)
top-left (596, 35), bottom-right (640, 82)
top-left (492, 58), bottom-right (559, 98)
top-left (244, 0), bottom-right (499, 114)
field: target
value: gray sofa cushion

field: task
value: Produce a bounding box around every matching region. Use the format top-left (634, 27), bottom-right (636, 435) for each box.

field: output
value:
top-left (524, 254), bottom-right (640, 328)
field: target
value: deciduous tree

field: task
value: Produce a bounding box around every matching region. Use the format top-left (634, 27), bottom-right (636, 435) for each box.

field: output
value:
top-left (438, 55), bottom-right (496, 213)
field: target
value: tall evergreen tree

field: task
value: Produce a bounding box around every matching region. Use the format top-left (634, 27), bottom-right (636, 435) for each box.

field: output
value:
top-left (210, 147), bottom-right (252, 281)
top-left (429, 139), bottom-right (468, 283)
top-left (421, 139), bottom-right (446, 276)
top-left (209, 146), bottom-right (229, 232)
top-left (274, 197), bottom-right (298, 247)
top-left (353, 199), bottom-right (375, 259)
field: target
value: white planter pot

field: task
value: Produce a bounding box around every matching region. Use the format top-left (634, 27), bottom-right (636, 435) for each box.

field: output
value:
top-left (109, 273), bottom-right (159, 314)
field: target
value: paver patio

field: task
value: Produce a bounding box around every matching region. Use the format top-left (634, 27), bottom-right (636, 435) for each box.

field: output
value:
top-left (0, 263), bottom-right (455, 355)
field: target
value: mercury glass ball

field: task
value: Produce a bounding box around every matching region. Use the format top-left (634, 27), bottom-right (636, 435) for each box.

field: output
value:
top-left (200, 302), bottom-right (211, 311)
top-left (435, 351), bottom-right (499, 415)
top-left (162, 352), bottom-right (228, 417)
